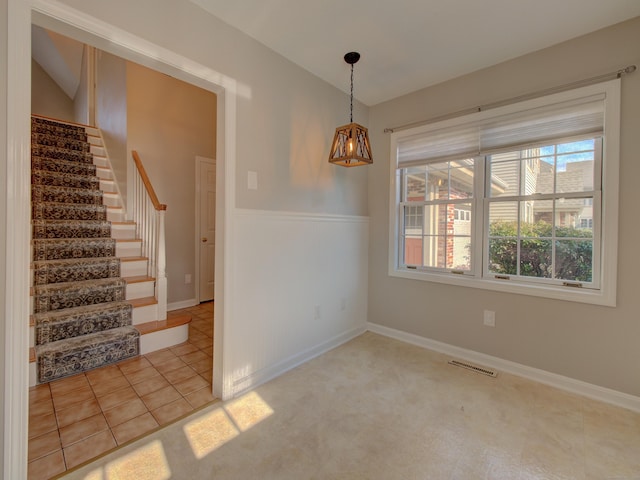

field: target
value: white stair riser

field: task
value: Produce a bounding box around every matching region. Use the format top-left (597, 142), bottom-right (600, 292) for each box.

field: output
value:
top-left (111, 224), bottom-right (136, 240)
top-left (100, 180), bottom-right (116, 193)
top-left (132, 303), bottom-right (158, 325)
top-left (126, 280), bottom-right (155, 299)
top-left (139, 324), bottom-right (189, 355)
top-left (96, 168), bottom-right (112, 180)
top-left (93, 156), bottom-right (108, 168)
top-left (107, 209), bottom-right (125, 222)
top-left (116, 241), bottom-right (142, 258)
top-left (91, 145), bottom-right (105, 156)
top-left (85, 127), bottom-right (99, 136)
top-left (87, 136), bottom-right (102, 146)
top-left (103, 193), bottom-right (119, 207)
top-left (121, 259), bottom-right (148, 277)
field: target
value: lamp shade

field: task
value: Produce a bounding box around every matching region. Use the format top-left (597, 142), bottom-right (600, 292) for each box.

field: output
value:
top-left (328, 122), bottom-right (373, 167)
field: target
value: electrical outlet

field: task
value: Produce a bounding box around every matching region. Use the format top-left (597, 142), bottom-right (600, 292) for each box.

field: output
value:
top-left (483, 310), bottom-right (495, 327)
top-left (340, 297), bottom-right (347, 311)
top-left (314, 305), bottom-right (321, 320)
top-left (185, 274), bottom-right (192, 284)
top-left (248, 171), bottom-right (258, 190)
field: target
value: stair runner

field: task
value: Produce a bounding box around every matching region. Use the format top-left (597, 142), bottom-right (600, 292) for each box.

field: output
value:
top-left (31, 116), bottom-right (140, 384)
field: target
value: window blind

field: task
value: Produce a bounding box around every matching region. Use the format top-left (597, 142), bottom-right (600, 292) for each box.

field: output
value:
top-left (396, 93), bottom-right (605, 168)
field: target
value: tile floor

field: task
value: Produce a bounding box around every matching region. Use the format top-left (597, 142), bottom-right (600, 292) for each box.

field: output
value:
top-left (27, 301), bottom-right (216, 480)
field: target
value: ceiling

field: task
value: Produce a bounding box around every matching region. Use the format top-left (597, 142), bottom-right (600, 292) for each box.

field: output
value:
top-left (189, 0), bottom-right (640, 106)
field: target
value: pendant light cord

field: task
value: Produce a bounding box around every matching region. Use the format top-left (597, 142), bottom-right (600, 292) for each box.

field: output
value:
top-left (350, 63), bottom-right (354, 123)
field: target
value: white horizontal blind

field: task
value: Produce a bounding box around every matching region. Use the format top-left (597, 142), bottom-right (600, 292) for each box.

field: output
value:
top-left (397, 93), bottom-right (605, 168)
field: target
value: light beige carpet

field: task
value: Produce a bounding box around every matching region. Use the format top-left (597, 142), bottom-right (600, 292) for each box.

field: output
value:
top-left (58, 332), bottom-right (640, 479)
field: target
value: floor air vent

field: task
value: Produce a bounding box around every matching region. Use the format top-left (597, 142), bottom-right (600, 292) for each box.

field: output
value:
top-left (448, 360), bottom-right (497, 377)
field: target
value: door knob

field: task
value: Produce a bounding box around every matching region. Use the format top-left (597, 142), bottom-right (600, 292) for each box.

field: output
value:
top-left (201, 237), bottom-right (208, 243)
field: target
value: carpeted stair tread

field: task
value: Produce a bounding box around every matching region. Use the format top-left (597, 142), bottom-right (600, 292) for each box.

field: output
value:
top-left (32, 169), bottom-right (100, 190)
top-left (31, 185), bottom-right (103, 206)
top-left (31, 123), bottom-right (88, 141)
top-left (31, 132), bottom-right (90, 152)
top-left (32, 257), bottom-right (121, 285)
top-left (32, 219), bottom-right (111, 239)
top-left (32, 117), bottom-right (86, 132)
top-left (32, 277), bottom-right (127, 313)
top-left (35, 326), bottom-right (139, 383)
top-left (33, 202), bottom-right (107, 221)
top-left (32, 237), bottom-right (116, 261)
top-left (31, 145), bottom-right (93, 164)
top-left (32, 156), bottom-right (97, 176)
top-left (33, 301), bottom-right (133, 345)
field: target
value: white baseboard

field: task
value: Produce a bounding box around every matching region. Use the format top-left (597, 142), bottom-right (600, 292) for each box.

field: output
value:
top-left (232, 325), bottom-right (367, 397)
top-left (367, 322), bottom-right (640, 413)
top-left (167, 298), bottom-right (199, 311)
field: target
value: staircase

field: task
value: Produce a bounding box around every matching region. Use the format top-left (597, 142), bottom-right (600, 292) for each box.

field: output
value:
top-left (29, 116), bottom-right (190, 385)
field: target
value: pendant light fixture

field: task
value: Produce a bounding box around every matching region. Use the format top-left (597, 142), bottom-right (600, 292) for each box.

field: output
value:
top-left (328, 51), bottom-right (373, 167)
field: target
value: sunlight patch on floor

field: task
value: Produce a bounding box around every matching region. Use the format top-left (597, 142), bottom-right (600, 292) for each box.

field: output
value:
top-left (82, 440), bottom-right (171, 480)
top-left (183, 391), bottom-right (274, 459)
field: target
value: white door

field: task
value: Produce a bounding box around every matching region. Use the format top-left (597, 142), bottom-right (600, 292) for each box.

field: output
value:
top-left (197, 157), bottom-right (216, 302)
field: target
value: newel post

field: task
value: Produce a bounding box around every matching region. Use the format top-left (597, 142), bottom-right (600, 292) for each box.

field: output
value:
top-left (156, 207), bottom-right (168, 320)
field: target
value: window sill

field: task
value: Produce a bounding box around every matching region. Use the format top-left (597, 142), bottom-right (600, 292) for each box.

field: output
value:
top-left (389, 267), bottom-right (616, 307)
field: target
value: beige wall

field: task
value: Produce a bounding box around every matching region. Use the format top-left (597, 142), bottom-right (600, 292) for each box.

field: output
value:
top-left (73, 45), bottom-right (89, 124)
top-left (368, 17), bottom-right (640, 397)
top-left (31, 58), bottom-right (74, 121)
top-left (96, 50), bottom-right (128, 204)
top-left (54, 0), bottom-right (369, 217)
top-left (0, 0), bottom-right (7, 469)
top-left (126, 62), bottom-right (216, 304)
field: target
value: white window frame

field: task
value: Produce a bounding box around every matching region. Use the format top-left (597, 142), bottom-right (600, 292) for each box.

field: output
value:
top-left (388, 80), bottom-right (620, 306)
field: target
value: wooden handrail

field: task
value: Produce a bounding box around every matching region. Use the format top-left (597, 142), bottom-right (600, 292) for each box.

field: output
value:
top-left (132, 150), bottom-right (167, 211)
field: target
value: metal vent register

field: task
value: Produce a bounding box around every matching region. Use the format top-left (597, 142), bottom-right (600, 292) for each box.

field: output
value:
top-left (448, 359), bottom-right (497, 377)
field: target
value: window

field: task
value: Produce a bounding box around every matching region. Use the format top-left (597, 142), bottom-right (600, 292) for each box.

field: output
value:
top-left (389, 80), bottom-right (620, 306)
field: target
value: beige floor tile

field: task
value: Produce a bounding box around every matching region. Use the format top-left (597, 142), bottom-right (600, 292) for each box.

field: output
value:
top-left (28, 412), bottom-right (58, 439)
top-left (163, 365), bottom-right (197, 385)
top-left (170, 342), bottom-right (199, 356)
top-left (96, 386), bottom-right (138, 411)
top-left (104, 397), bottom-right (149, 428)
top-left (28, 430), bottom-right (61, 462)
top-left (184, 386), bottom-right (216, 409)
top-left (180, 350), bottom-right (210, 365)
top-left (200, 371), bottom-right (213, 383)
top-left (131, 375), bottom-right (171, 397)
top-left (154, 356), bottom-right (187, 375)
top-left (190, 338), bottom-right (213, 350)
top-left (59, 413), bottom-right (109, 448)
top-left (117, 356), bottom-right (152, 374)
top-left (151, 398), bottom-right (193, 425)
top-left (29, 384), bottom-right (52, 404)
top-left (173, 374), bottom-right (209, 396)
top-left (29, 397), bottom-right (55, 418)
top-left (141, 385), bottom-right (181, 411)
top-left (51, 384), bottom-right (95, 411)
top-left (55, 398), bottom-right (101, 428)
top-left (85, 364), bottom-right (124, 385)
top-left (144, 348), bottom-right (177, 366)
top-left (111, 412), bottom-right (160, 445)
top-left (63, 430), bottom-right (116, 470)
top-left (89, 373), bottom-right (131, 397)
top-left (188, 358), bottom-right (212, 374)
top-left (124, 365), bottom-right (162, 385)
top-left (27, 449), bottom-right (66, 480)
top-left (49, 374), bottom-right (90, 397)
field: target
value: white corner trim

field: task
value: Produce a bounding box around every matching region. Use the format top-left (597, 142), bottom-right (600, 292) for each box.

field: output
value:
top-left (231, 325), bottom-right (367, 398)
top-left (367, 322), bottom-right (640, 413)
top-left (167, 299), bottom-right (199, 311)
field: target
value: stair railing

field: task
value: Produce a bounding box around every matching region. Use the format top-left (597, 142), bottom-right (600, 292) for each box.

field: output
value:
top-left (131, 150), bottom-right (167, 320)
